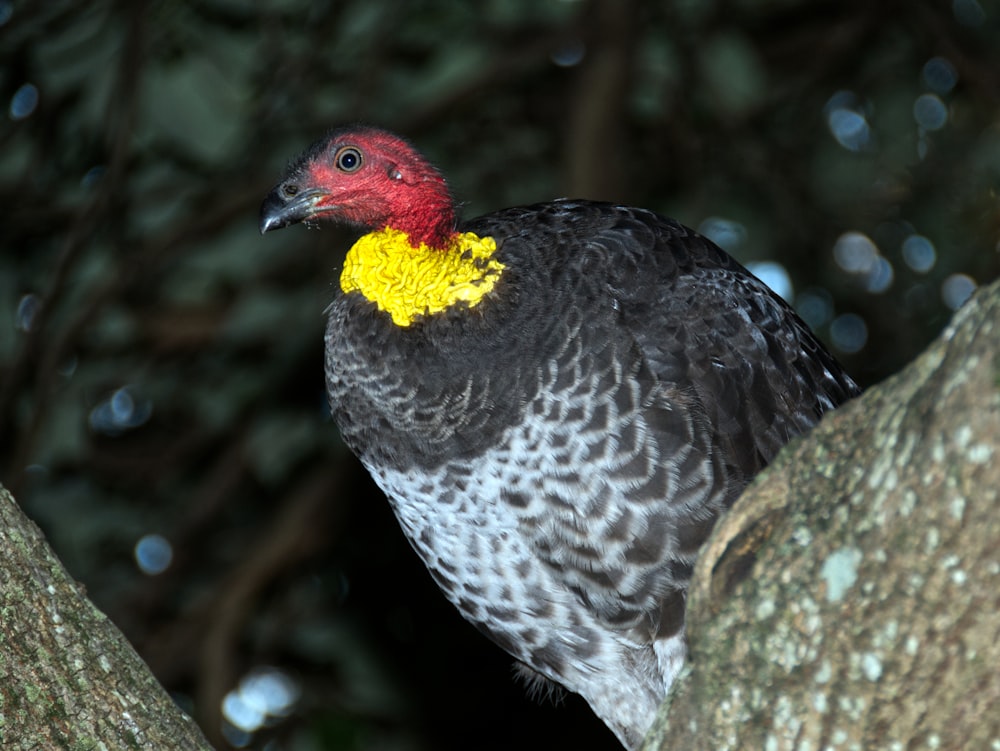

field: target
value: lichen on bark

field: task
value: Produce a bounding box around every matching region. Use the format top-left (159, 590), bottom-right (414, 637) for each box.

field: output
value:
top-left (644, 278), bottom-right (1000, 751)
top-left (0, 486), bottom-right (213, 751)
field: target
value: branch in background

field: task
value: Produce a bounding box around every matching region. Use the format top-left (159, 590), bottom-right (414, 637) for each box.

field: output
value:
top-left (194, 464), bottom-right (348, 748)
top-left (562, 0), bottom-right (636, 201)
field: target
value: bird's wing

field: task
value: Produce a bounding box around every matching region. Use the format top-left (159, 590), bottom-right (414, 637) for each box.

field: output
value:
top-left (503, 204), bottom-right (859, 643)
top-left (607, 213), bottom-right (860, 478)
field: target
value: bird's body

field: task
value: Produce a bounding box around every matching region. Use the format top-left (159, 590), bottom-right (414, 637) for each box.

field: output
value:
top-left (261, 127), bottom-right (860, 749)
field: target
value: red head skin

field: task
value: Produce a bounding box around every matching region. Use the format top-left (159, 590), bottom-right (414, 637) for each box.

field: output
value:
top-left (285, 127), bottom-right (456, 249)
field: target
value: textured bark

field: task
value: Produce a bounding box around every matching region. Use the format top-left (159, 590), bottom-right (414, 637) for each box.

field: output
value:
top-left (0, 486), bottom-right (212, 750)
top-left (643, 278), bottom-right (1000, 750)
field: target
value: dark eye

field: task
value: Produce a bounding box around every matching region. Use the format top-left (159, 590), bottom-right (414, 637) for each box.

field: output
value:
top-left (335, 147), bottom-right (363, 172)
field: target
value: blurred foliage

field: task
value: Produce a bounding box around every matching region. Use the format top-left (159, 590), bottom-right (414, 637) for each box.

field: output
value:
top-left (1, 0), bottom-right (998, 749)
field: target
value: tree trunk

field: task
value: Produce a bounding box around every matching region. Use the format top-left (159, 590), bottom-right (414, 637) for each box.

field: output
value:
top-left (643, 278), bottom-right (1000, 750)
top-left (0, 485), bottom-right (213, 750)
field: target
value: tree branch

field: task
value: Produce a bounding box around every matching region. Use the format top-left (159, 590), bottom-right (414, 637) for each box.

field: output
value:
top-left (0, 485), bottom-right (213, 750)
top-left (644, 278), bottom-right (1000, 750)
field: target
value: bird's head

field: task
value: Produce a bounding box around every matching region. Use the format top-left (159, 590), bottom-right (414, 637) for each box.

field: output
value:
top-left (259, 126), bottom-right (456, 249)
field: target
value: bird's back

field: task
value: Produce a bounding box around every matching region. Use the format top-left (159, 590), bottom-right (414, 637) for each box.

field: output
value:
top-left (324, 200), bottom-right (859, 748)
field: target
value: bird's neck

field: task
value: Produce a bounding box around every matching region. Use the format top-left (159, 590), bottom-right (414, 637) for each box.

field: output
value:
top-left (382, 170), bottom-right (455, 248)
top-left (340, 227), bottom-right (505, 327)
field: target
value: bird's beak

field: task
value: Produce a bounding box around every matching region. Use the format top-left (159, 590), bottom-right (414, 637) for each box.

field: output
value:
top-left (259, 186), bottom-right (332, 234)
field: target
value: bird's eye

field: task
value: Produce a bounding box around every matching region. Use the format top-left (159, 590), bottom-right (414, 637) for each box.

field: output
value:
top-left (335, 147), bottom-right (363, 173)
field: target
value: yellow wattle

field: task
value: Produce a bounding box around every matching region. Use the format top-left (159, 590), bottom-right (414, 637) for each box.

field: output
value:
top-left (339, 227), bottom-right (505, 327)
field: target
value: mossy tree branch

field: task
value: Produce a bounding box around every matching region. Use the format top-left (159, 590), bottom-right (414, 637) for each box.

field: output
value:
top-left (0, 485), bottom-right (213, 750)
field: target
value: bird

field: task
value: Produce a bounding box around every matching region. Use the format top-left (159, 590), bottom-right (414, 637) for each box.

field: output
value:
top-left (259, 125), bottom-right (860, 749)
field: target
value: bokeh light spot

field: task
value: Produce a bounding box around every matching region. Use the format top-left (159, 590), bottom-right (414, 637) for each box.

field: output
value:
top-left (901, 234), bottom-right (936, 273)
top-left (796, 287), bottom-right (834, 330)
top-left (746, 261), bottom-right (793, 301)
top-left (922, 57), bottom-right (958, 94)
top-left (9, 83), bottom-right (39, 120)
top-left (830, 313), bottom-right (868, 354)
top-left (82, 165), bottom-right (106, 189)
top-left (952, 0), bottom-right (985, 26)
top-left (864, 255), bottom-right (894, 294)
top-left (913, 93), bottom-right (948, 131)
top-left (698, 216), bottom-right (747, 253)
top-left (824, 91), bottom-right (873, 152)
top-left (134, 534), bottom-right (173, 575)
top-left (89, 386), bottom-right (153, 435)
top-left (16, 293), bottom-right (41, 332)
top-left (222, 667), bottom-right (301, 741)
top-left (550, 39), bottom-right (585, 67)
top-left (833, 231), bottom-right (878, 273)
top-left (941, 273), bottom-right (976, 310)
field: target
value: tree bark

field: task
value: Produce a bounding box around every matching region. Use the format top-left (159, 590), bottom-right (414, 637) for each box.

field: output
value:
top-left (0, 486), bottom-right (213, 750)
top-left (643, 278), bottom-right (1000, 750)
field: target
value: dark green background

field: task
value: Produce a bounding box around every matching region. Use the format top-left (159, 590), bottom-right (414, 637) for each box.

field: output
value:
top-left (2, 1), bottom-right (998, 749)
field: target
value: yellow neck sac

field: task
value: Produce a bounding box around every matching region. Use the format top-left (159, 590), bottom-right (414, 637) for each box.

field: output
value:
top-left (339, 227), bottom-right (505, 327)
